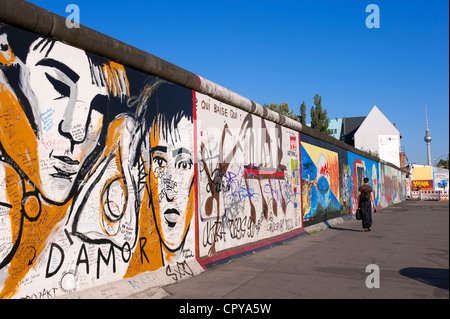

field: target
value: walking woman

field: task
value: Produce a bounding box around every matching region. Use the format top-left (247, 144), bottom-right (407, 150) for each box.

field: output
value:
top-left (358, 177), bottom-right (376, 231)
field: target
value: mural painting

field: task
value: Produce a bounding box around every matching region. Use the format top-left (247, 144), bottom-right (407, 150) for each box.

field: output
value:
top-left (0, 23), bottom-right (196, 298)
top-left (379, 163), bottom-right (405, 206)
top-left (195, 93), bottom-right (302, 259)
top-left (300, 142), bottom-right (340, 224)
top-left (347, 152), bottom-right (379, 213)
top-left (339, 163), bottom-right (351, 216)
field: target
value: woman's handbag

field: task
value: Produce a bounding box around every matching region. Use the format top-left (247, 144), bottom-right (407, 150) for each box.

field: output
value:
top-left (356, 208), bottom-right (362, 220)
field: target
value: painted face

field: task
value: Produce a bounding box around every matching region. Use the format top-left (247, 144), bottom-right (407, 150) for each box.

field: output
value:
top-left (150, 116), bottom-right (194, 251)
top-left (24, 39), bottom-right (107, 203)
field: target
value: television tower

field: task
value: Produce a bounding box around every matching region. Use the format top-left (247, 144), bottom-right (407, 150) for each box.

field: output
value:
top-left (424, 106), bottom-right (432, 166)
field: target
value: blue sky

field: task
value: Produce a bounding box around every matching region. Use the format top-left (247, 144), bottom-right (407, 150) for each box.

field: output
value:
top-left (27, 0), bottom-right (449, 166)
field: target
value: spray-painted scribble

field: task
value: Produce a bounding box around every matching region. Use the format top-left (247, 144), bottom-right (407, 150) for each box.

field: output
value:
top-left (195, 93), bottom-right (302, 258)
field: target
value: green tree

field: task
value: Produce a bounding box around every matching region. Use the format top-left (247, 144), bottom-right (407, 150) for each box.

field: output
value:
top-left (278, 102), bottom-right (294, 119)
top-left (310, 94), bottom-right (332, 135)
top-left (299, 101), bottom-right (307, 124)
top-left (264, 96), bottom-right (331, 131)
top-left (437, 159), bottom-right (449, 169)
top-left (264, 102), bottom-right (297, 121)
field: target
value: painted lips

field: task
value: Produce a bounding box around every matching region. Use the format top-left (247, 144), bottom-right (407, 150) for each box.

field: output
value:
top-left (50, 155), bottom-right (80, 181)
top-left (164, 208), bottom-right (181, 228)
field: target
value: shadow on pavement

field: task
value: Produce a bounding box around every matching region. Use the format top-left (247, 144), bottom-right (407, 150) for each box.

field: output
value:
top-left (399, 267), bottom-right (449, 290)
top-left (328, 226), bottom-right (364, 232)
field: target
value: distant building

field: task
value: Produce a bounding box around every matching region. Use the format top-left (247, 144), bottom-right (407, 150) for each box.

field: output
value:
top-left (306, 106), bottom-right (404, 167)
top-left (328, 118), bottom-right (342, 140)
top-left (305, 118), bottom-right (343, 140)
top-left (340, 116), bottom-right (366, 146)
top-left (339, 106), bottom-right (403, 167)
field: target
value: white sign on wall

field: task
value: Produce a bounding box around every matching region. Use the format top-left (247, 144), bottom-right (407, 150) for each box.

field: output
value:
top-left (378, 135), bottom-right (400, 167)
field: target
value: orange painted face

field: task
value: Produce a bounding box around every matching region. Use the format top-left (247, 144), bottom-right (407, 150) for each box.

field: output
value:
top-left (149, 116), bottom-right (194, 252)
top-left (1, 38), bottom-right (109, 203)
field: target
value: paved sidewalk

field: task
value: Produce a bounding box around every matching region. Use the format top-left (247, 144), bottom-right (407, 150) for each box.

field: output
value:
top-left (131, 200), bottom-right (449, 299)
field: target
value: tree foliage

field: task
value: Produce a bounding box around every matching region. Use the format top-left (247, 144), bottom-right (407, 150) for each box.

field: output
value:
top-left (299, 101), bottom-right (307, 125)
top-left (437, 159), bottom-right (449, 169)
top-left (310, 94), bottom-right (332, 135)
top-left (264, 94), bottom-right (332, 136)
top-left (264, 102), bottom-right (297, 121)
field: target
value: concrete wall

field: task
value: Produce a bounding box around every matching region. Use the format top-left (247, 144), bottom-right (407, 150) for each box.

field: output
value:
top-left (0, 2), bottom-right (407, 299)
top-left (195, 93), bottom-right (302, 266)
top-left (300, 132), bottom-right (406, 227)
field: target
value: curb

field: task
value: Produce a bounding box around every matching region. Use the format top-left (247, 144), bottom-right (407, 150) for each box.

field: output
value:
top-left (303, 215), bottom-right (355, 234)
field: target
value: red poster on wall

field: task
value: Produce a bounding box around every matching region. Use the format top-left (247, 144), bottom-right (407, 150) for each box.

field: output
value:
top-left (411, 180), bottom-right (434, 190)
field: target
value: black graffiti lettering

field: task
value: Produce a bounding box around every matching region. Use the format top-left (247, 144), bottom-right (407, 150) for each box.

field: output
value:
top-left (202, 216), bottom-right (257, 247)
top-left (76, 243), bottom-right (89, 274)
top-left (122, 241), bottom-right (131, 263)
top-left (45, 243), bottom-right (64, 278)
top-left (285, 218), bottom-right (294, 231)
top-left (21, 287), bottom-right (58, 299)
top-left (139, 237), bottom-right (149, 264)
top-left (247, 216), bottom-right (256, 238)
top-left (46, 241), bottom-right (130, 281)
top-left (205, 168), bottom-right (230, 194)
top-left (97, 244), bottom-right (116, 279)
top-left (165, 261), bottom-right (194, 281)
top-left (202, 220), bottom-right (226, 247)
top-left (229, 217), bottom-right (247, 240)
top-left (201, 100), bottom-right (210, 110)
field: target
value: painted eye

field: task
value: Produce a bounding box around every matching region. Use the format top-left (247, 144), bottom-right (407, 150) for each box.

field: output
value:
top-left (153, 155), bottom-right (167, 168)
top-left (45, 72), bottom-right (70, 99)
top-left (176, 159), bottom-right (192, 170)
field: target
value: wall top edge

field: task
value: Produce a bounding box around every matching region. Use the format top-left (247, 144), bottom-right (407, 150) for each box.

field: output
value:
top-left (0, 0), bottom-right (301, 132)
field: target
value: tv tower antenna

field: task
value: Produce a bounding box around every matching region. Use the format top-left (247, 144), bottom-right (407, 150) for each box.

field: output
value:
top-left (424, 105), bottom-right (432, 165)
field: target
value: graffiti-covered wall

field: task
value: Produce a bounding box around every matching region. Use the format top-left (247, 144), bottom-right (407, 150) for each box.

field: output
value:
top-left (379, 163), bottom-right (406, 207)
top-left (347, 152), bottom-right (380, 214)
top-left (1, 9), bottom-right (407, 299)
top-left (195, 93), bottom-right (302, 260)
top-left (0, 22), bottom-right (199, 298)
top-left (300, 132), bottom-right (407, 225)
top-left (300, 135), bottom-right (348, 226)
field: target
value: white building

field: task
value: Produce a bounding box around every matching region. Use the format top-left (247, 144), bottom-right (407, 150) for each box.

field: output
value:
top-left (353, 105), bottom-right (402, 167)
